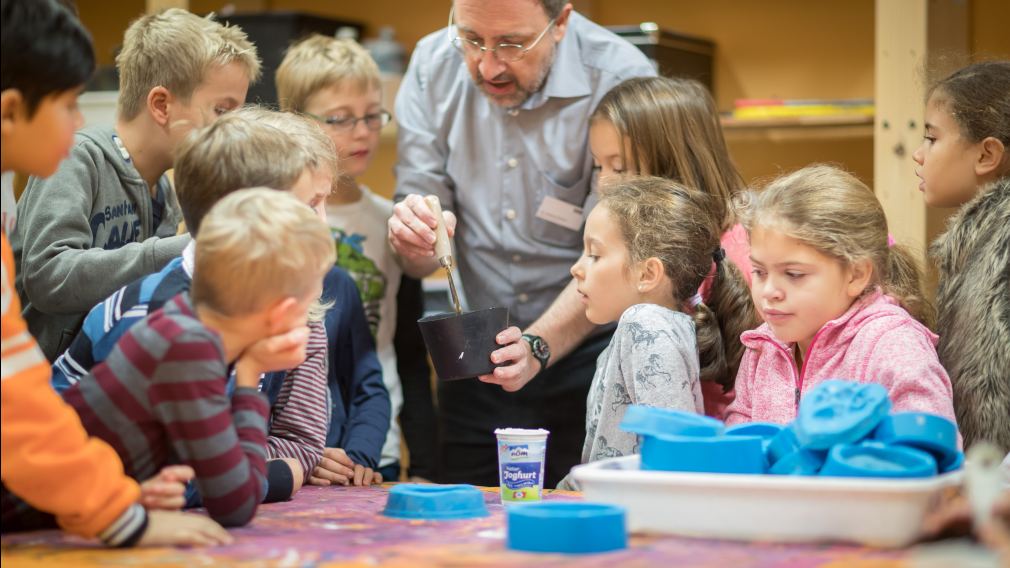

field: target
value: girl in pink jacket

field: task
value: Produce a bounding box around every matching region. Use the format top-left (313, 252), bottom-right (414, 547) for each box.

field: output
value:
top-left (724, 165), bottom-right (956, 427)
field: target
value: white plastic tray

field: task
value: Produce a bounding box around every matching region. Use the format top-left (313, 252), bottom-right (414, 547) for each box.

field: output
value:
top-left (571, 454), bottom-right (962, 548)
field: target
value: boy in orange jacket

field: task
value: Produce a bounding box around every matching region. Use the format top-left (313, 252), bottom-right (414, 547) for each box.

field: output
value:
top-left (0, 0), bottom-right (229, 547)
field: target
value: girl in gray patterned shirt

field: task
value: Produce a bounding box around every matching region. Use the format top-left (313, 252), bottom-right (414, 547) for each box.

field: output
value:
top-left (559, 177), bottom-right (748, 488)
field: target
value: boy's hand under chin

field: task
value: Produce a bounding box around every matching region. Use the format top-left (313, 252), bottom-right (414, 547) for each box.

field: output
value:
top-left (235, 326), bottom-right (311, 387)
top-left (139, 465), bottom-right (195, 510)
top-left (309, 447), bottom-right (383, 487)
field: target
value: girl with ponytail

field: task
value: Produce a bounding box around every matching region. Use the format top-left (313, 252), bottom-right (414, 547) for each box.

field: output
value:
top-left (724, 164), bottom-right (956, 427)
top-left (558, 176), bottom-right (751, 488)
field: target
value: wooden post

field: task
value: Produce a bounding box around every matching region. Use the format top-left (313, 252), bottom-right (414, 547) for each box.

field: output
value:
top-left (874, 0), bottom-right (968, 288)
top-left (146, 0), bottom-right (187, 13)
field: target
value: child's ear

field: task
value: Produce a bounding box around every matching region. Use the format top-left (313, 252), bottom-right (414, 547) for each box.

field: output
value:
top-left (637, 257), bottom-right (666, 294)
top-left (147, 86), bottom-right (172, 127)
top-left (0, 89), bottom-right (25, 135)
top-left (265, 296), bottom-right (298, 334)
top-left (976, 136), bottom-right (1006, 178)
top-left (846, 259), bottom-right (874, 299)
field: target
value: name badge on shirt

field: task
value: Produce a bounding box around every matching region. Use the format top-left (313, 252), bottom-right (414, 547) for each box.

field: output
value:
top-left (535, 196), bottom-right (584, 232)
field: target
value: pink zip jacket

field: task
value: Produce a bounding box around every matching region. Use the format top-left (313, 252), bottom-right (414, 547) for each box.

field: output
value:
top-left (725, 290), bottom-right (956, 427)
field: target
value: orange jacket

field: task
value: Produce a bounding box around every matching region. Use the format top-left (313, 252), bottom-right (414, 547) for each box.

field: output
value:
top-left (1, 233), bottom-right (143, 541)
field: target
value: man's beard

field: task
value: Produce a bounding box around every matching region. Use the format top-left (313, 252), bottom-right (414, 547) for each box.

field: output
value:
top-left (474, 47), bottom-right (555, 109)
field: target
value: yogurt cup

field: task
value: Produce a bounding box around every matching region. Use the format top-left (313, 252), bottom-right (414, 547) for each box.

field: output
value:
top-left (495, 428), bottom-right (550, 504)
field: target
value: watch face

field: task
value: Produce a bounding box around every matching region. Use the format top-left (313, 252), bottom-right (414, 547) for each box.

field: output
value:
top-left (533, 338), bottom-right (549, 358)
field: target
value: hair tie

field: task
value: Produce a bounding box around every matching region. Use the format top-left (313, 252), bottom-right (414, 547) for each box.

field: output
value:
top-left (712, 247), bottom-right (726, 264)
top-left (886, 234), bottom-right (896, 248)
top-left (689, 292), bottom-right (704, 308)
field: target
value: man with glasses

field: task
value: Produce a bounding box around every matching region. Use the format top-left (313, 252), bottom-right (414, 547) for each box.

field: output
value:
top-left (388, 0), bottom-right (654, 487)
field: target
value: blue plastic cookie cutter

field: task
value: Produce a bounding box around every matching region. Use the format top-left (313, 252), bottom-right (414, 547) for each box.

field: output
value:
top-left (795, 380), bottom-right (891, 450)
top-left (641, 433), bottom-right (766, 474)
top-left (507, 502), bottom-right (627, 554)
top-left (382, 484), bottom-right (489, 520)
top-left (820, 443), bottom-right (938, 478)
top-left (620, 405), bottom-right (725, 438)
top-left (873, 412), bottom-right (960, 470)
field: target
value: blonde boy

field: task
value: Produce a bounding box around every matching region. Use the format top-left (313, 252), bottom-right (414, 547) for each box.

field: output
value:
top-left (277, 35), bottom-right (404, 483)
top-left (62, 188), bottom-right (334, 527)
top-left (12, 8), bottom-right (260, 360)
top-left (52, 108), bottom-right (340, 493)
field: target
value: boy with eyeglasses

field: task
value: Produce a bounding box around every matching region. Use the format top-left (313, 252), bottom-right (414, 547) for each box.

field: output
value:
top-left (276, 35), bottom-right (404, 483)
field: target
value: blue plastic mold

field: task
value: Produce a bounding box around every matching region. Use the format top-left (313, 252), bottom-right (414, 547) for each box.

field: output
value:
top-left (768, 449), bottom-right (826, 475)
top-left (382, 484), bottom-right (489, 520)
top-left (727, 422), bottom-right (784, 460)
top-left (766, 424), bottom-right (801, 466)
top-left (941, 450), bottom-right (965, 473)
top-left (507, 502), bottom-right (627, 554)
top-left (873, 412), bottom-right (960, 470)
top-left (795, 380), bottom-right (891, 450)
top-left (620, 405), bottom-right (724, 438)
top-left (641, 433), bottom-right (766, 474)
top-left (820, 443), bottom-right (938, 478)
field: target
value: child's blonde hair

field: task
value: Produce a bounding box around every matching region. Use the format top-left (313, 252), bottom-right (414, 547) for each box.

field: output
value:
top-left (251, 107), bottom-right (338, 184)
top-left (174, 106), bottom-right (334, 235)
top-left (737, 164), bottom-right (935, 327)
top-left (275, 34), bottom-right (381, 113)
top-left (598, 176), bottom-right (757, 389)
top-left (193, 188), bottom-right (335, 318)
top-left (591, 76), bottom-right (744, 231)
top-left (116, 8), bottom-right (261, 121)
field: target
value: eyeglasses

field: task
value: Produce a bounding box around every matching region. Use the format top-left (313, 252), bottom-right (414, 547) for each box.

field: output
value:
top-left (306, 110), bottom-right (392, 133)
top-left (447, 7), bottom-right (555, 63)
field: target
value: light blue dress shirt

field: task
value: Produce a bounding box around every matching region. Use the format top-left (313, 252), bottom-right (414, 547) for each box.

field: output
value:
top-left (395, 12), bottom-right (656, 328)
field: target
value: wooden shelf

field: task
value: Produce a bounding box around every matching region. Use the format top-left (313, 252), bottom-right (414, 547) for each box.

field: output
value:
top-left (720, 114), bottom-right (874, 141)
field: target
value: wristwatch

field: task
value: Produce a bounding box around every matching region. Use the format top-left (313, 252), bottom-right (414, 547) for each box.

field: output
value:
top-left (521, 333), bottom-right (550, 372)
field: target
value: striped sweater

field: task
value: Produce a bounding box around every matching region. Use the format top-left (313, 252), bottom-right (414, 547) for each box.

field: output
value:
top-left (1, 233), bottom-right (146, 546)
top-left (62, 292), bottom-right (269, 527)
top-left (52, 244), bottom-right (329, 480)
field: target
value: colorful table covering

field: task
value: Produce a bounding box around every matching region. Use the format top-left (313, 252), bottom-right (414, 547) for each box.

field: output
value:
top-left (1, 485), bottom-right (906, 567)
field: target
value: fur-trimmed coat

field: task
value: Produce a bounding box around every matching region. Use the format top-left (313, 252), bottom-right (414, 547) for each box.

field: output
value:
top-left (931, 177), bottom-right (1010, 453)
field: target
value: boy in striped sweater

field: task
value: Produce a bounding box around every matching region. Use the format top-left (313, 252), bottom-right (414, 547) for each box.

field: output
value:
top-left (63, 188), bottom-right (335, 527)
top-left (1, 0), bottom-right (228, 546)
top-left (53, 108), bottom-right (392, 488)
top-left (52, 108), bottom-right (347, 493)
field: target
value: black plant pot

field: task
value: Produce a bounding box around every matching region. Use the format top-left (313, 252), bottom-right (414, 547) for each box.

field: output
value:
top-left (418, 307), bottom-right (510, 381)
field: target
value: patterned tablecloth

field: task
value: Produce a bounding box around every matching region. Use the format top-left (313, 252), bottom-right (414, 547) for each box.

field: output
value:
top-left (1, 485), bottom-right (908, 567)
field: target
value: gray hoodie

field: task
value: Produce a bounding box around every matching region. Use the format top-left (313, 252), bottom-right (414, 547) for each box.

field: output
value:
top-left (12, 124), bottom-right (189, 360)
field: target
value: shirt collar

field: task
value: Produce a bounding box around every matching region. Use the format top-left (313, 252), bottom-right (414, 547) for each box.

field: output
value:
top-left (182, 240), bottom-right (195, 278)
top-left (521, 13), bottom-right (591, 109)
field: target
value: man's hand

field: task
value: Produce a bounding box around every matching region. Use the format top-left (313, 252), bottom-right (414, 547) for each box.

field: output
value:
top-left (387, 193), bottom-right (456, 261)
top-left (139, 465), bottom-right (194, 510)
top-left (234, 326), bottom-right (311, 388)
top-left (309, 448), bottom-right (382, 486)
top-left (477, 326), bottom-right (540, 392)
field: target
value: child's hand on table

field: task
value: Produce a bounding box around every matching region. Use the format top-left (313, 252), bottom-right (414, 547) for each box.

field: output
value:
top-left (139, 510), bottom-right (233, 547)
top-left (309, 447), bottom-right (382, 487)
top-left (140, 465), bottom-right (194, 510)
